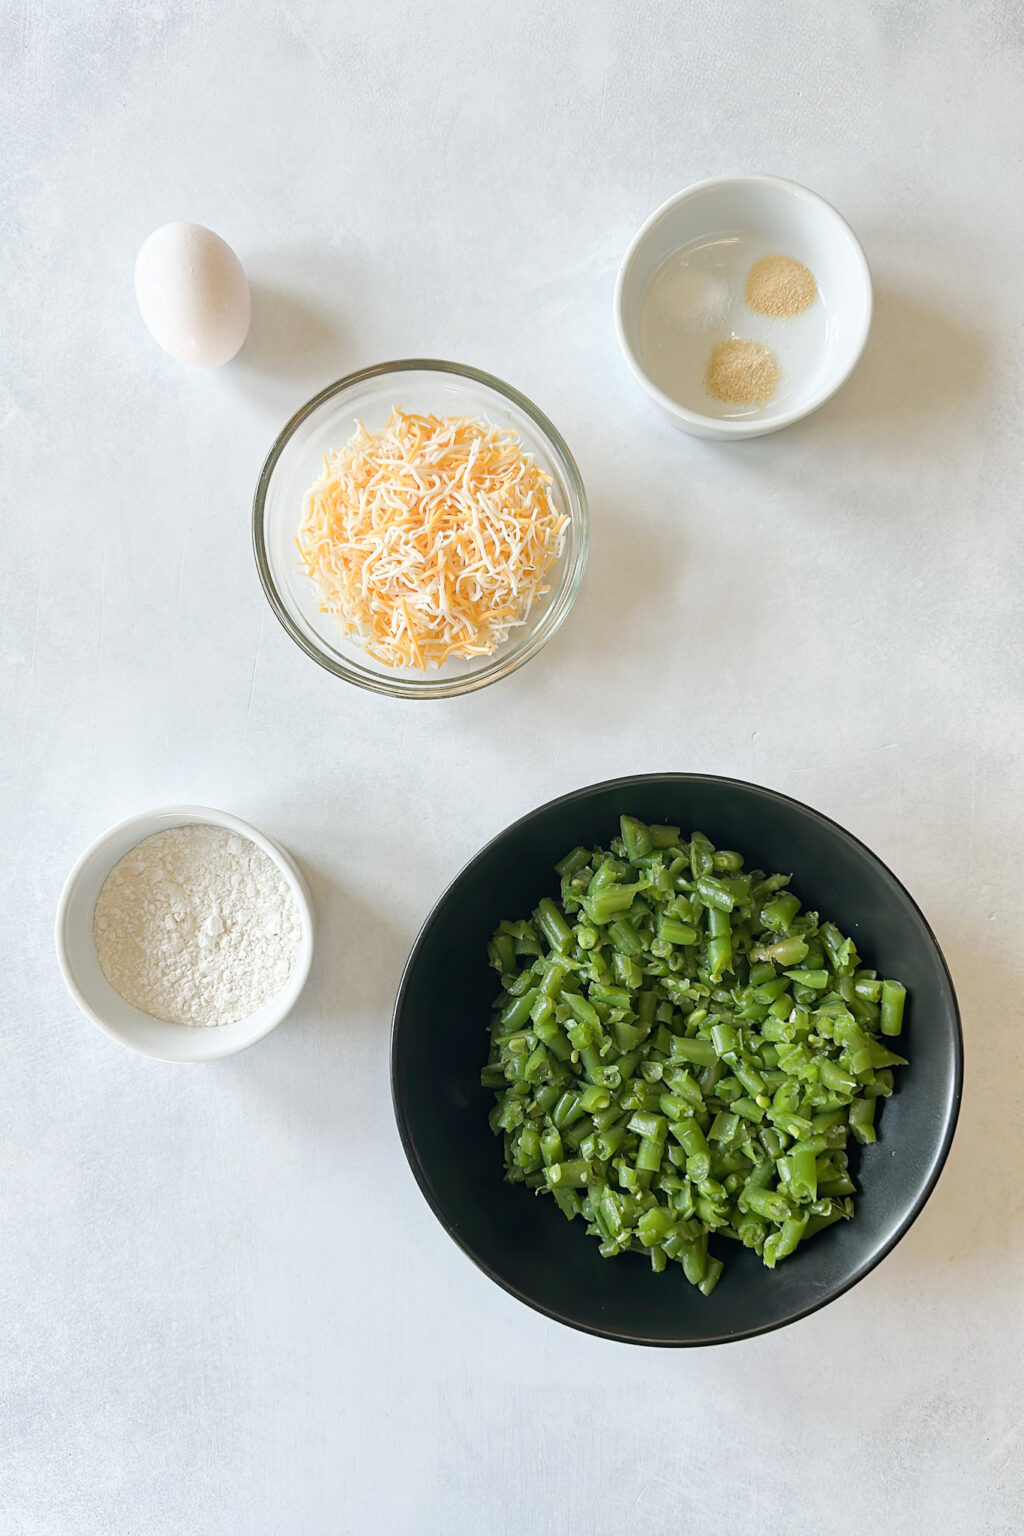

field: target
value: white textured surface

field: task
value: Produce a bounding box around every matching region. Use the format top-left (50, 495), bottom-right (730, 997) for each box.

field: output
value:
top-left (2, 3), bottom-right (1022, 1532)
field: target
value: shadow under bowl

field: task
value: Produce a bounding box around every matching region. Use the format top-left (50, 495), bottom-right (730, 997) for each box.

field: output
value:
top-left (391, 774), bottom-right (962, 1345)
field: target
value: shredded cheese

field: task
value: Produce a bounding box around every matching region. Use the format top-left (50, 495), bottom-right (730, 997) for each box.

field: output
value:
top-left (297, 409), bottom-right (568, 670)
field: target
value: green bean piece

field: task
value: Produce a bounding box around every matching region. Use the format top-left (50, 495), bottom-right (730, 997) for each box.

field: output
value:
top-left (732, 1058), bottom-right (768, 1099)
top-left (750, 976), bottom-right (789, 1005)
top-left (606, 918), bottom-right (644, 956)
top-left (698, 1059), bottom-right (725, 1095)
top-left (497, 989), bottom-right (538, 1031)
top-left (710, 1021), bottom-right (739, 1058)
top-left (820, 922), bottom-right (859, 975)
top-left (695, 874), bottom-right (735, 912)
top-left (551, 1187), bottom-right (581, 1220)
top-left (849, 1097), bottom-right (877, 1145)
top-left (784, 1145), bottom-right (818, 1202)
top-left (537, 1022), bottom-right (572, 1063)
top-left (698, 1255), bottom-right (724, 1296)
top-left (706, 904), bottom-right (733, 979)
top-left (620, 815), bottom-right (654, 863)
top-left (551, 1090), bottom-right (585, 1131)
top-left (664, 1068), bottom-right (704, 1108)
top-left (816, 1059), bottom-right (856, 1095)
top-left (589, 1104), bottom-right (621, 1135)
top-left (523, 1044), bottom-right (549, 1082)
top-left (555, 845), bottom-right (591, 878)
top-left (708, 1111), bottom-right (740, 1144)
top-left (657, 1092), bottom-right (691, 1123)
top-left (669, 1037), bottom-right (718, 1068)
top-left (803, 1208), bottom-right (844, 1240)
top-left (762, 1211), bottom-right (809, 1268)
top-left (681, 1231), bottom-right (708, 1286)
top-left (669, 1115), bottom-right (708, 1158)
top-left (576, 1083), bottom-right (610, 1115)
top-left (712, 849), bottom-right (744, 872)
top-left (742, 1185), bottom-right (793, 1224)
top-left (626, 1110), bottom-right (667, 1143)
top-left (819, 1174), bottom-right (857, 1198)
top-left (742, 1157), bottom-right (775, 1193)
top-left (760, 892), bottom-right (800, 931)
top-left (585, 883), bottom-right (644, 925)
top-left (593, 1125), bottom-right (625, 1162)
top-left (880, 979), bottom-right (906, 1037)
top-left (561, 989), bottom-right (600, 1030)
top-left (689, 831), bottom-right (714, 880)
top-left (547, 1159), bottom-right (591, 1188)
top-left (535, 897), bottom-right (573, 956)
top-left (539, 1125), bottom-right (564, 1167)
top-left (659, 917), bottom-right (699, 946)
top-left (563, 1118), bottom-right (596, 1152)
top-left (539, 961), bottom-right (569, 1000)
top-left (784, 968), bottom-right (828, 990)
top-left (637, 1204), bottom-right (676, 1246)
top-left (749, 936), bottom-right (808, 968)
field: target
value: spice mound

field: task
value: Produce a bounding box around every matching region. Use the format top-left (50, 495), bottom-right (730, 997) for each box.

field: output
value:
top-left (298, 410), bottom-right (568, 670)
top-left (705, 338), bottom-right (780, 406)
top-left (745, 255), bottom-right (817, 318)
top-left (93, 826), bottom-right (301, 1027)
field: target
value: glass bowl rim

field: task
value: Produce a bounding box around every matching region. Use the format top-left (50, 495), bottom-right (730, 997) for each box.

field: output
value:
top-left (252, 358), bottom-right (589, 699)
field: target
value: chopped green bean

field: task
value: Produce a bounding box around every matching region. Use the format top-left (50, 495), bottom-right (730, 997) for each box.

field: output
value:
top-left (547, 1159), bottom-right (591, 1188)
top-left (484, 820), bottom-right (908, 1295)
top-left (849, 1096), bottom-right (877, 1145)
top-left (880, 979), bottom-right (906, 1037)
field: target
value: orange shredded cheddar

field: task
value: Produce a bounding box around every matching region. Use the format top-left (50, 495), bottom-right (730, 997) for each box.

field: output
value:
top-left (297, 409), bottom-right (568, 670)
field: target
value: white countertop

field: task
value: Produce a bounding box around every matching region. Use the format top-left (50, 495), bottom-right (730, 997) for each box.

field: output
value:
top-left (3, 3), bottom-right (1021, 1532)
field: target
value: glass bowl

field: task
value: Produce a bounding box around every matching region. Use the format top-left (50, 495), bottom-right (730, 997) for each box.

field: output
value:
top-left (252, 360), bottom-right (589, 699)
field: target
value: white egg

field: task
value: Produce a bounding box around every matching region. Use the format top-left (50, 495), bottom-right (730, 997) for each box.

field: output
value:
top-left (134, 222), bottom-right (251, 368)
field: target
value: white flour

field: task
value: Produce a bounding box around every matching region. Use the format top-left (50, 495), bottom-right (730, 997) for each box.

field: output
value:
top-left (93, 825), bottom-right (301, 1027)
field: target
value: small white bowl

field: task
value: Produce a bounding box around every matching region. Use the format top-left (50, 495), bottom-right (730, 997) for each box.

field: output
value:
top-left (55, 806), bottom-right (315, 1063)
top-left (614, 175), bottom-right (872, 439)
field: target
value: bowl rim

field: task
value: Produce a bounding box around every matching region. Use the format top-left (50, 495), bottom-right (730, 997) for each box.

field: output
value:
top-left (54, 804), bottom-right (316, 1063)
top-left (391, 771), bottom-right (964, 1346)
top-left (252, 358), bottom-right (589, 699)
top-left (612, 174), bottom-right (874, 438)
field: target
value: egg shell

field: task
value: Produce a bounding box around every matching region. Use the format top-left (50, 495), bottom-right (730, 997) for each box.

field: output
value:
top-left (134, 222), bottom-right (251, 368)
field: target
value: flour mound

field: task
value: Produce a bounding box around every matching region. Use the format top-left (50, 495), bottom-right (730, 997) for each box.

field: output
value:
top-left (93, 825), bottom-right (301, 1027)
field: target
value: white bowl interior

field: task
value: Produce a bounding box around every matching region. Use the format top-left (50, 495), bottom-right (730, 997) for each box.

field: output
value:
top-left (56, 807), bottom-right (315, 1062)
top-left (617, 178), bottom-right (871, 433)
top-left (258, 366), bottom-right (586, 694)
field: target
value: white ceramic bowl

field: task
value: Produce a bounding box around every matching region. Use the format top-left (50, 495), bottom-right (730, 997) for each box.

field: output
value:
top-left (614, 175), bottom-right (872, 439)
top-left (55, 806), bottom-right (315, 1062)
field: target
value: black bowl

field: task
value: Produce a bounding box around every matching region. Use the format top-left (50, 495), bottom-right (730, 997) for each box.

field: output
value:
top-left (391, 775), bottom-right (962, 1346)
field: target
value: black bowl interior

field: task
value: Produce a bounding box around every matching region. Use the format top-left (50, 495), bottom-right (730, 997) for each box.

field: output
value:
top-left (391, 775), bottom-right (962, 1346)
